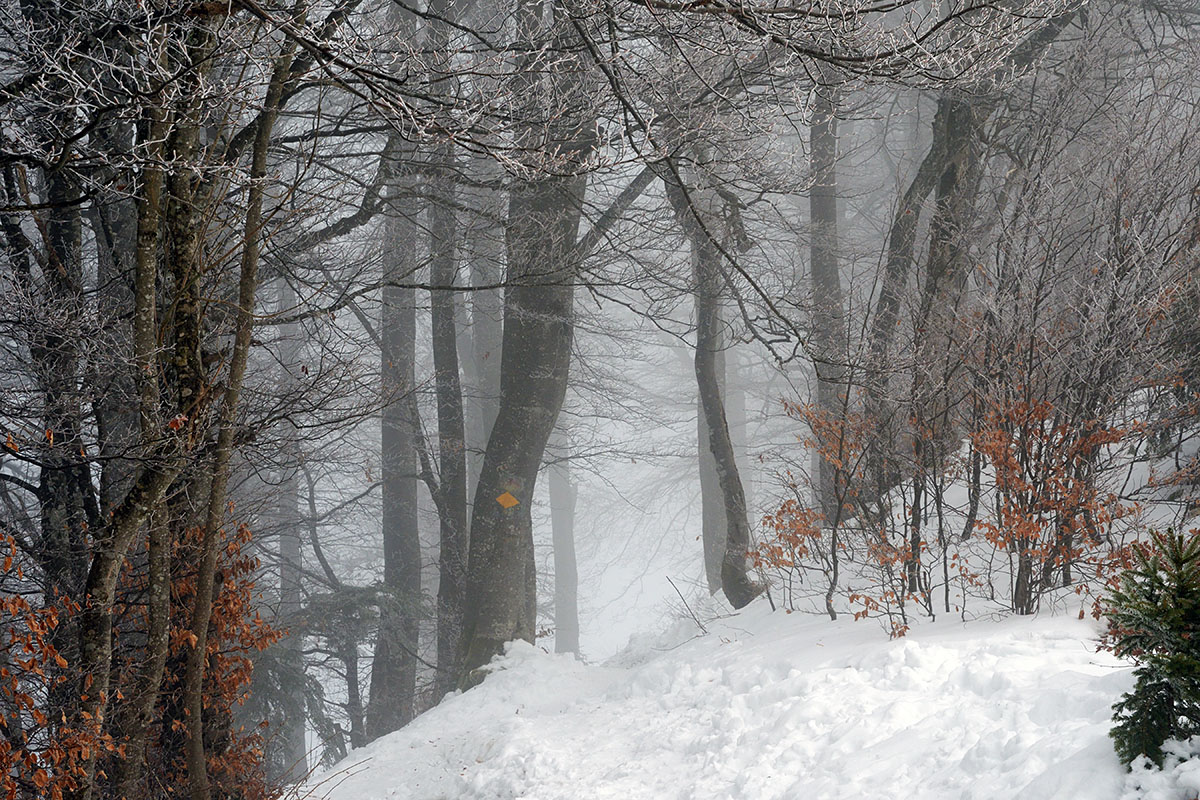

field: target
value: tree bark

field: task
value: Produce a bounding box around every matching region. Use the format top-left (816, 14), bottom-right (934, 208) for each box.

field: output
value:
top-left (458, 0), bottom-right (594, 687)
top-left (427, 0), bottom-right (469, 702)
top-left (698, 333), bottom-right (726, 594)
top-left (548, 435), bottom-right (579, 656)
top-left (184, 36), bottom-right (292, 800)
top-left (808, 81), bottom-right (847, 621)
top-left (366, 181), bottom-right (422, 738)
top-left (808, 83), bottom-right (847, 530)
top-left (459, 168), bottom-right (587, 684)
top-left (273, 281), bottom-right (309, 780)
top-left (462, 156), bottom-right (505, 504)
top-left (694, 240), bottom-right (759, 609)
top-left (663, 167), bottom-right (760, 610)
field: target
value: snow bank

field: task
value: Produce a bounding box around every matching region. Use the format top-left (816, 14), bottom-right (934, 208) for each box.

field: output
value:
top-left (1123, 739), bottom-right (1200, 800)
top-left (305, 606), bottom-right (1187, 800)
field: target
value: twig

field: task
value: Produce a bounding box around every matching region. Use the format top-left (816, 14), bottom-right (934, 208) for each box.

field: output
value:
top-left (666, 576), bottom-right (708, 635)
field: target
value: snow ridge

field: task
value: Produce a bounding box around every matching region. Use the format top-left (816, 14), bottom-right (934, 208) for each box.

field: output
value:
top-left (305, 607), bottom-right (1185, 800)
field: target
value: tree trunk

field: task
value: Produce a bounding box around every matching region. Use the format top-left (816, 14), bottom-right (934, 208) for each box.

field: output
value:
top-left (662, 167), bottom-right (760, 610)
top-left (808, 83), bottom-right (847, 527)
top-left (459, 167), bottom-right (587, 685)
top-left (90, 106), bottom-right (140, 516)
top-left (110, 510), bottom-right (171, 798)
top-left (698, 334), bottom-right (726, 594)
top-left (462, 154), bottom-right (505, 502)
top-left (184, 37), bottom-right (291, 800)
top-left (427, 0), bottom-right (469, 702)
top-left (865, 16), bottom-right (1077, 500)
top-left (726, 353), bottom-right (751, 514)
top-left (343, 640), bottom-right (367, 749)
top-left (458, 0), bottom-right (594, 687)
top-left (694, 240), bottom-right (760, 610)
top-left (548, 435), bottom-right (579, 656)
top-left (430, 169), bottom-right (468, 698)
top-left (78, 103), bottom-right (175, 800)
top-left (367, 188), bottom-right (422, 738)
top-left (273, 281), bottom-right (308, 781)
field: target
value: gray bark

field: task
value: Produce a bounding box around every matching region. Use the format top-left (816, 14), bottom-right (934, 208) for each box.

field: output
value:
top-left (274, 280), bottom-right (308, 780)
top-left (427, 0), bottom-right (469, 702)
top-left (808, 83), bottom-right (846, 620)
top-left (460, 168), bottom-right (587, 683)
top-left (663, 167), bottom-right (760, 609)
top-left (809, 84), bottom-right (847, 523)
top-left (367, 187), bottom-right (422, 738)
top-left (458, 0), bottom-right (594, 686)
top-left (548, 435), bottom-right (579, 656)
top-left (698, 341), bottom-right (726, 594)
top-left (462, 154), bottom-right (505, 500)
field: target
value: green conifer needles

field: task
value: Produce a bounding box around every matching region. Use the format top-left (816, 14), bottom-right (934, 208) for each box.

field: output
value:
top-left (1107, 529), bottom-right (1200, 767)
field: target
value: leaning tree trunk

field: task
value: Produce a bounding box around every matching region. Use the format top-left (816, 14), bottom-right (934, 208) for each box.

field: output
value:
top-left (698, 327), bottom-right (726, 594)
top-left (663, 166), bottom-right (760, 610)
top-left (183, 36), bottom-right (293, 800)
top-left (864, 14), bottom-right (1077, 502)
top-left (694, 238), bottom-right (759, 610)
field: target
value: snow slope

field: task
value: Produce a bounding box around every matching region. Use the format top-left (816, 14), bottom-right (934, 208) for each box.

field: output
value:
top-left (304, 606), bottom-right (1185, 800)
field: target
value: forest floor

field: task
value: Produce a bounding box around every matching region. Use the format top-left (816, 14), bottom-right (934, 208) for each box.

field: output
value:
top-left (304, 604), bottom-right (1200, 800)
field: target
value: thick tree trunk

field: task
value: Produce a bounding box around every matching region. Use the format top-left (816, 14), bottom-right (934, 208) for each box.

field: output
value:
top-left (459, 168), bottom-right (586, 685)
top-left (368, 0), bottom-right (424, 734)
top-left (457, 0), bottom-right (594, 687)
top-left (90, 109), bottom-right (140, 515)
top-left (75, 467), bottom-right (178, 800)
top-left (430, 164), bottom-right (468, 699)
top-left (110, 511), bottom-right (171, 796)
top-left (462, 160), bottom-right (505, 503)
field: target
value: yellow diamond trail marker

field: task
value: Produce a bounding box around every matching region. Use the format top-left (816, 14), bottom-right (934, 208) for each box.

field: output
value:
top-left (496, 491), bottom-right (519, 509)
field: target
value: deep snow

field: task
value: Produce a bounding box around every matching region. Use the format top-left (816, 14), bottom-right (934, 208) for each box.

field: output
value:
top-left (304, 605), bottom-right (1198, 800)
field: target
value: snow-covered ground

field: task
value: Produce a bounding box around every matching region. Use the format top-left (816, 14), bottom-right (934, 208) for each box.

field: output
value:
top-left (304, 605), bottom-right (1197, 800)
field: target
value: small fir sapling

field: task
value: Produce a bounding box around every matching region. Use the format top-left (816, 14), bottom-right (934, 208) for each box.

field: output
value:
top-left (1106, 528), bottom-right (1200, 767)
